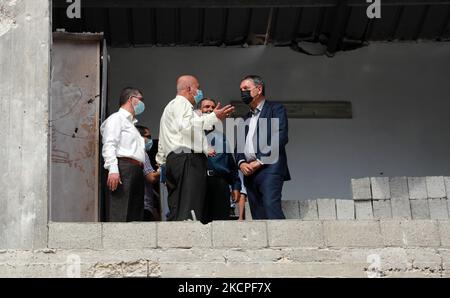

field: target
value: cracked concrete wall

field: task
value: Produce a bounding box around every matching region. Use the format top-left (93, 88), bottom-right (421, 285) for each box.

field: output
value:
top-left (1, 247), bottom-right (449, 278)
top-left (0, 0), bottom-right (50, 249)
top-left (2, 220), bottom-right (448, 277)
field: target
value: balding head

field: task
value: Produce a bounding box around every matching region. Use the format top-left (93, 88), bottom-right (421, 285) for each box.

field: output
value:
top-left (176, 75), bottom-right (201, 105)
top-left (176, 75), bottom-right (199, 93)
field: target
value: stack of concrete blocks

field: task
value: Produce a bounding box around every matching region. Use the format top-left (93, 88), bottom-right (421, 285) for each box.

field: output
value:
top-left (351, 178), bottom-right (374, 220)
top-left (424, 177), bottom-right (449, 220)
top-left (275, 176), bottom-right (449, 221)
top-left (349, 176), bottom-right (449, 220)
top-left (408, 177), bottom-right (429, 219)
top-left (280, 198), bottom-right (355, 221)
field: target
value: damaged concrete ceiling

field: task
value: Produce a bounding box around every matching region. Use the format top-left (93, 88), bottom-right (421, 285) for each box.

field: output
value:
top-left (53, 0), bottom-right (450, 55)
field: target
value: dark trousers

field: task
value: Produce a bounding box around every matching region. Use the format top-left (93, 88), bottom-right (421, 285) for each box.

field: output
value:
top-left (109, 159), bottom-right (144, 222)
top-left (166, 152), bottom-right (207, 223)
top-left (204, 176), bottom-right (231, 223)
top-left (244, 172), bottom-right (285, 220)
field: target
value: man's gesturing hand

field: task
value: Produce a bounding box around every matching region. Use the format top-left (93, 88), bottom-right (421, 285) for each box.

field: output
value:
top-left (107, 173), bottom-right (122, 191)
top-left (213, 102), bottom-right (235, 120)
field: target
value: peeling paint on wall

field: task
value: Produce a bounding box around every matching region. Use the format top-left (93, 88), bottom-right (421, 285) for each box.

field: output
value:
top-left (0, 0), bottom-right (22, 37)
top-left (0, 6), bottom-right (14, 37)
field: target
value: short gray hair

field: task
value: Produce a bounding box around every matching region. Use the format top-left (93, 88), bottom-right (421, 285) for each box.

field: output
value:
top-left (119, 87), bottom-right (142, 107)
top-left (241, 75), bottom-right (265, 96)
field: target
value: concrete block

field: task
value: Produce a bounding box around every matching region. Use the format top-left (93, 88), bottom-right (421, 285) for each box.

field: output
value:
top-left (410, 199), bottom-right (430, 220)
top-left (219, 249), bottom-right (285, 263)
top-left (428, 198), bottom-right (449, 220)
top-left (48, 223), bottom-right (102, 249)
top-left (439, 220), bottom-right (450, 247)
top-left (439, 249), bottom-right (450, 274)
top-left (0, 264), bottom-right (68, 278)
top-left (282, 248), bottom-right (342, 263)
top-left (351, 178), bottom-right (371, 200)
top-left (408, 177), bottom-right (427, 199)
top-left (157, 222), bottom-right (212, 248)
top-left (267, 220), bottom-right (324, 247)
top-left (323, 221), bottom-right (383, 247)
top-left (299, 200), bottom-right (318, 220)
top-left (372, 200), bottom-right (392, 219)
top-left (354, 200), bottom-right (373, 220)
top-left (444, 177), bottom-right (450, 199)
top-left (102, 223), bottom-right (157, 249)
top-left (426, 176), bottom-right (446, 198)
top-left (212, 221), bottom-right (267, 248)
top-left (317, 199), bottom-right (337, 220)
top-left (380, 220), bottom-right (440, 247)
top-left (385, 271), bottom-right (441, 278)
top-left (390, 177), bottom-right (408, 199)
top-left (336, 199), bottom-right (355, 220)
top-left (281, 200), bottom-right (300, 219)
top-left (371, 177), bottom-right (390, 199)
top-left (159, 262), bottom-right (366, 278)
top-left (406, 248), bottom-right (442, 272)
top-left (391, 197), bottom-right (412, 219)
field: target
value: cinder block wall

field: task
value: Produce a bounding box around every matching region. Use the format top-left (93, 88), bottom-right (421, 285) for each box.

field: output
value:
top-left (279, 176), bottom-right (450, 221)
top-left (0, 219), bottom-right (447, 277)
top-left (1, 176), bottom-right (449, 278)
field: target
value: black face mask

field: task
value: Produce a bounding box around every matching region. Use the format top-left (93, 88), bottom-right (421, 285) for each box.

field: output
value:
top-left (240, 90), bottom-right (253, 105)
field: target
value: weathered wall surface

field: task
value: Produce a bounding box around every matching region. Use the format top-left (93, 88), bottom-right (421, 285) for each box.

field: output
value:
top-left (1, 219), bottom-right (449, 277)
top-left (2, 175), bottom-right (446, 277)
top-left (0, 0), bottom-right (50, 249)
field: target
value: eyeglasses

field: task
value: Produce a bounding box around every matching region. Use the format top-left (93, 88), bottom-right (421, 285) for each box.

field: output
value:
top-left (130, 96), bottom-right (144, 101)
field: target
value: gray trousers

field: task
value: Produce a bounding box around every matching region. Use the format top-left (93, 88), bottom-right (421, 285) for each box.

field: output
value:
top-left (109, 159), bottom-right (144, 222)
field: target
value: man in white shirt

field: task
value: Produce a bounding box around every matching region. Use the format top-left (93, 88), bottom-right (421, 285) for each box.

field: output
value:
top-left (100, 87), bottom-right (146, 222)
top-left (156, 75), bottom-right (234, 223)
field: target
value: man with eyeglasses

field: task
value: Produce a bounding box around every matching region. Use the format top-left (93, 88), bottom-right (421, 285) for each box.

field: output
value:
top-left (100, 87), bottom-right (146, 222)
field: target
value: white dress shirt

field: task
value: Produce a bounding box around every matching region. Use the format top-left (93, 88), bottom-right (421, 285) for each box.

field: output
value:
top-left (156, 95), bottom-right (219, 165)
top-left (100, 108), bottom-right (146, 174)
top-left (243, 100), bottom-right (265, 163)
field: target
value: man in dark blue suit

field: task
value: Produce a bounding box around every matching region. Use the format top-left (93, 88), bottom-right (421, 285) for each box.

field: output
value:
top-left (236, 75), bottom-right (290, 219)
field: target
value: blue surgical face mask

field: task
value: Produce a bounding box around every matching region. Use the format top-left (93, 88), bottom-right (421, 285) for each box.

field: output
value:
top-left (145, 138), bottom-right (153, 151)
top-left (194, 89), bottom-right (204, 105)
top-left (133, 100), bottom-right (145, 115)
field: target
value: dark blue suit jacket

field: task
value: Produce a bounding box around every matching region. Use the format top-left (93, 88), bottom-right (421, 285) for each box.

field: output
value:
top-left (236, 100), bottom-right (291, 181)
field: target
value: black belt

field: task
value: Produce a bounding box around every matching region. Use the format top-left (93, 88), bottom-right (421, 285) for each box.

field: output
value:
top-left (168, 147), bottom-right (195, 155)
top-left (118, 157), bottom-right (143, 168)
top-left (207, 169), bottom-right (226, 177)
